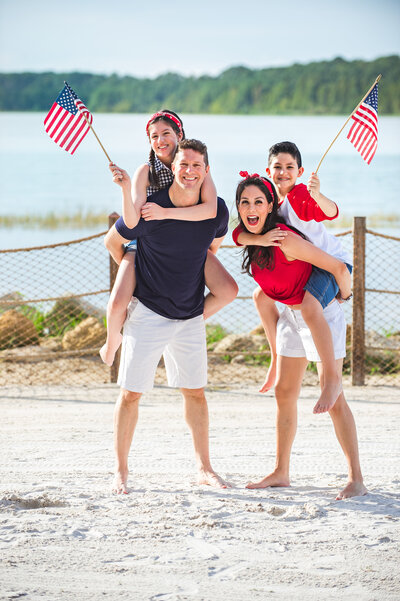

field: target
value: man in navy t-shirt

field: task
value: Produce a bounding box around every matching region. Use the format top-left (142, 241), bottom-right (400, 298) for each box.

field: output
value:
top-left (107, 139), bottom-right (232, 494)
top-left (114, 191), bottom-right (228, 320)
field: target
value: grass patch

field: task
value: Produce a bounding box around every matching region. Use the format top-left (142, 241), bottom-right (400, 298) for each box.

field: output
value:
top-left (0, 211), bottom-right (110, 229)
top-left (1, 294), bottom-right (92, 338)
top-left (19, 305), bottom-right (46, 336)
top-left (206, 324), bottom-right (229, 349)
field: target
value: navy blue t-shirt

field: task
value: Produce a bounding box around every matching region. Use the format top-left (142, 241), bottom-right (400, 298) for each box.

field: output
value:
top-left (115, 188), bottom-right (229, 319)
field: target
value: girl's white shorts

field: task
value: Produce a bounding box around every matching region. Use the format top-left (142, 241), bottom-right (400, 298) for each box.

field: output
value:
top-left (118, 299), bottom-right (208, 392)
top-left (276, 299), bottom-right (346, 362)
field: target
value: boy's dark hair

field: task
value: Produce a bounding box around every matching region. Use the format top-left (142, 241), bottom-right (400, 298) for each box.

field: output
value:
top-left (174, 138), bottom-right (209, 167)
top-left (268, 141), bottom-right (302, 168)
top-left (148, 109), bottom-right (185, 188)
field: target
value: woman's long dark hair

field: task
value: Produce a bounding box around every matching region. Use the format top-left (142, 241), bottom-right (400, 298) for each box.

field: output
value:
top-left (147, 109), bottom-right (185, 188)
top-left (236, 176), bottom-right (287, 276)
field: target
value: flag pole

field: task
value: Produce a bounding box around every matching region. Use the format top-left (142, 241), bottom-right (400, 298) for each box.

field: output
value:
top-left (64, 80), bottom-right (113, 163)
top-left (80, 112), bottom-right (113, 163)
top-left (314, 74), bottom-right (382, 174)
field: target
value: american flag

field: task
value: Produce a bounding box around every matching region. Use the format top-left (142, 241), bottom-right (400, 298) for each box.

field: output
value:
top-left (44, 82), bottom-right (93, 155)
top-left (347, 83), bottom-right (378, 165)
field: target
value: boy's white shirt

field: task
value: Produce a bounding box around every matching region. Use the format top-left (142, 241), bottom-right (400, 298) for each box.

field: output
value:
top-left (278, 194), bottom-right (352, 266)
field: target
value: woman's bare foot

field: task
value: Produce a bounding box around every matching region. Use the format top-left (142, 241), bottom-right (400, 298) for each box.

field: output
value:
top-left (336, 480), bottom-right (367, 500)
top-left (259, 360), bottom-right (277, 393)
top-left (112, 469), bottom-right (129, 494)
top-left (246, 470), bottom-right (290, 489)
top-left (313, 377), bottom-right (342, 414)
top-left (100, 333), bottom-right (123, 367)
top-left (197, 468), bottom-right (231, 489)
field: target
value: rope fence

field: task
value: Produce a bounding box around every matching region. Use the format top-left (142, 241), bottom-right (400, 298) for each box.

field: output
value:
top-left (0, 215), bottom-right (399, 387)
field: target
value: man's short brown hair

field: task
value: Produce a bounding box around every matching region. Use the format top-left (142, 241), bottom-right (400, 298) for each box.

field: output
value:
top-left (174, 138), bottom-right (209, 167)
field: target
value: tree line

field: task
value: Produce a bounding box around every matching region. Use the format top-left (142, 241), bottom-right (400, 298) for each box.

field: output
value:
top-left (0, 55), bottom-right (398, 114)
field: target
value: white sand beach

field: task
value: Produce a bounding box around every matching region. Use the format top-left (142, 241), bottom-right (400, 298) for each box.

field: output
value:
top-left (1, 384), bottom-right (399, 601)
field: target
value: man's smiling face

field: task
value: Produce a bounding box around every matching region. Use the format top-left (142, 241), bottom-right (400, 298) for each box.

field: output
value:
top-left (172, 148), bottom-right (209, 191)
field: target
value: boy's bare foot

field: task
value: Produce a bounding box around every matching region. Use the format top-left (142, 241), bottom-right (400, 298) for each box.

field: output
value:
top-left (259, 361), bottom-right (277, 393)
top-left (313, 378), bottom-right (342, 414)
top-left (197, 468), bottom-right (231, 489)
top-left (112, 469), bottom-right (129, 494)
top-left (100, 333), bottom-right (123, 367)
top-left (336, 481), bottom-right (367, 500)
top-left (246, 470), bottom-right (290, 489)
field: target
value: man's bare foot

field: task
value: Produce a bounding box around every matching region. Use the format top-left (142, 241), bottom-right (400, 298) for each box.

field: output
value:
top-left (336, 481), bottom-right (367, 500)
top-left (112, 469), bottom-right (129, 494)
top-left (313, 378), bottom-right (342, 414)
top-left (197, 468), bottom-right (231, 489)
top-left (100, 333), bottom-right (123, 367)
top-left (259, 361), bottom-right (277, 393)
top-left (246, 470), bottom-right (290, 489)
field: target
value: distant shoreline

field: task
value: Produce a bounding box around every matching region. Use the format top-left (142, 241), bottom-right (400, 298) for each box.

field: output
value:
top-left (1, 212), bottom-right (399, 230)
top-left (1, 55), bottom-right (399, 115)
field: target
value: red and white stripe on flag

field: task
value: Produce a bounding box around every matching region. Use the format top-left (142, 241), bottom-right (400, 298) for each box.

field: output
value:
top-left (347, 100), bottom-right (378, 165)
top-left (44, 84), bottom-right (93, 155)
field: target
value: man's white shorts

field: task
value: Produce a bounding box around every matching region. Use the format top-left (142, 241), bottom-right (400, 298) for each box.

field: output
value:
top-left (276, 299), bottom-right (346, 362)
top-left (118, 300), bottom-right (208, 392)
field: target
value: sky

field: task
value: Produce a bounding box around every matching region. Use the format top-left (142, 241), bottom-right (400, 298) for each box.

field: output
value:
top-left (0, 0), bottom-right (399, 78)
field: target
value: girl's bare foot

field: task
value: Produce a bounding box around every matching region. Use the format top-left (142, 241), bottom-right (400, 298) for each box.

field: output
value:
top-left (246, 470), bottom-right (290, 489)
top-left (112, 469), bottom-right (129, 494)
top-left (197, 468), bottom-right (231, 489)
top-left (313, 377), bottom-right (342, 414)
top-left (259, 361), bottom-right (277, 393)
top-left (100, 333), bottom-right (123, 367)
top-left (336, 481), bottom-right (367, 500)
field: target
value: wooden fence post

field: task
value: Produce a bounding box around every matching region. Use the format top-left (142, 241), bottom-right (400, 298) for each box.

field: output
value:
top-left (352, 216), bottom-right (366, 385)
top-left (108, 212), bottom-right (121, 383)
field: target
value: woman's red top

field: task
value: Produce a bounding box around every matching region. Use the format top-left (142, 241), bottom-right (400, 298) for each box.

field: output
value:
top-left (232, 223), bottom-right (312, 305)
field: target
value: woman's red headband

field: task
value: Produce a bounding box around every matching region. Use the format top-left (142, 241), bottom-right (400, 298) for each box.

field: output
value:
top-left (239, 170), bottom-right (275, 199)
top-left (146, 111), bottom-right (182, 135)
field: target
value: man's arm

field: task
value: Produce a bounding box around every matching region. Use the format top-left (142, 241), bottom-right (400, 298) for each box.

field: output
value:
top-left (104, 224), bottom-right (130, 265)
top-left (208, 235), bottom-right (225, 254)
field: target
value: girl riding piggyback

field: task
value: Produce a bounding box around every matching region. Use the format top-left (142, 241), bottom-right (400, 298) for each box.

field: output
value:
top-left (101, 110), bottom-right (237, 366)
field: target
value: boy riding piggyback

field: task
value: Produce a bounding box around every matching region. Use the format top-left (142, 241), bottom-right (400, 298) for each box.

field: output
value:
top-left (252, 141), bottom-right (352, 413)
top-left (270, 141), bottom-right (350, 273)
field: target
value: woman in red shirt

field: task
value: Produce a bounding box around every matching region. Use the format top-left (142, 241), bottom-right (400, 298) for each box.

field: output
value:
top-left (233, 172), bottom-right (350, 396)
top-left (233, 173), bottom-right (366, 500)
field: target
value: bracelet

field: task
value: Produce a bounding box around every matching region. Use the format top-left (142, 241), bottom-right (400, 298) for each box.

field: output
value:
top-left (337, 293), bottom-right (353, 302)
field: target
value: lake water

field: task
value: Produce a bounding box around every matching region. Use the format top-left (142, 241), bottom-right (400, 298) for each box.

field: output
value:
top-left (0, 112), bottom-right (399, 249)
top-left (1, 113), bottom-right (399, 334)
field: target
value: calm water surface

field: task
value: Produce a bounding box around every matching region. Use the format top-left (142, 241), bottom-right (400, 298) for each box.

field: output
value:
top-left (1, 113), bottom-right (399, 249)
top-left (1, 113), bottom-right (399, 333)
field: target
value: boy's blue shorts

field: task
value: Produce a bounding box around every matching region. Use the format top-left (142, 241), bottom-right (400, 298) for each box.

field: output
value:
top-left (304, 264), bottom-right (352, 309)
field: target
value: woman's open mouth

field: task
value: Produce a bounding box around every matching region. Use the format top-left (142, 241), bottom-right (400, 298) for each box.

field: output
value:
top-left (247, 216), bottom-right (259, 226)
